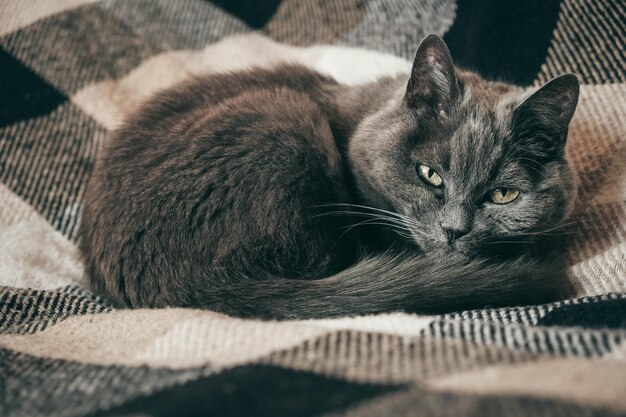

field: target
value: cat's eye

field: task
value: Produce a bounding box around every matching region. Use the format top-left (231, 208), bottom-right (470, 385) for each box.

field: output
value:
top-left (417, 164), bottom-right (443, 188)
top-left (488, 187), bottom-right (520, 204)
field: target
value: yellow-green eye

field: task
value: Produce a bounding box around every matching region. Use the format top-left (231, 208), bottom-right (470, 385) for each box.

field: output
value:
top-left (417, 164), bottom-right (443, 188)
top-left (489, 187), bottom-right (520, 204)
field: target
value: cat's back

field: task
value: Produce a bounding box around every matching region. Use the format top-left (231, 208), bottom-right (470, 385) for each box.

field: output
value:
top-left (80, 65), bottom-right (354, 307)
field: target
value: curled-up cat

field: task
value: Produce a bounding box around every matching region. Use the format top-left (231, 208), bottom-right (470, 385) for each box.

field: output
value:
top-left (80, 35), bottom-right (580, 319)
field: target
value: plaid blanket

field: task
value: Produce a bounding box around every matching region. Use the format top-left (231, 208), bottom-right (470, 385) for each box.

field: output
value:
top-left (1, 1), bottom-right (625, 416)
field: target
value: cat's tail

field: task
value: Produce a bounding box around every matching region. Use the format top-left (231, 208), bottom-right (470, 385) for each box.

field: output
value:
top-left (199, 252), bottom-right (569, 319)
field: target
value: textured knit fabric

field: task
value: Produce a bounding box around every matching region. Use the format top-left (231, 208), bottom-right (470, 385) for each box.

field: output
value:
top-left (0, 1), bottom-right (625, 416)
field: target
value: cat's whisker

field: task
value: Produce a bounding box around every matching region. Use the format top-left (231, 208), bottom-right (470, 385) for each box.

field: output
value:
top-left (313, 204), bottom-right (421, 230)
top-left (312, 203), bottom-right (407, 220)
top-left (391, 231), bottom-right (414, 240)
top-left (484, 240), bottom-right (537, 245)
top-left (313, 210), bottom-right (407, 224)
top-left (499, 221), bottom-right (583, 240)
top-left (338, 218), bottom-right (413, 240)
top-left (520, 221), bottom-right (582, 236)
top-left (316, 210), bottom-right (415, 231)
top-left (514, 230), bottom-right (577, 237)
top-left (339, 218), bottom-right (413, 233)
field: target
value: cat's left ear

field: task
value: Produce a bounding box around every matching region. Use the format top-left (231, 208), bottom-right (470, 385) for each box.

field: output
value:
top-left (513, 74), bottom-right (580, 148)
top-left (405, 34), bottom-right (460, 114)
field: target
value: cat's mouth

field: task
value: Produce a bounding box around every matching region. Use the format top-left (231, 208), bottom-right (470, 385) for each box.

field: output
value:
top-left (408, 230), bottom-right (459, 253)
top-left (407, 227), bottom-right (484, 257)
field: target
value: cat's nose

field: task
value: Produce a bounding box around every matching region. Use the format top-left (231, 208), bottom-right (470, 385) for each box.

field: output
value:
top-left (439, 221), bottom-right (471, 245)
top-left (440, 223), bottom-right (470, 244)
top-left (439, 204), bottom-right (473, 244)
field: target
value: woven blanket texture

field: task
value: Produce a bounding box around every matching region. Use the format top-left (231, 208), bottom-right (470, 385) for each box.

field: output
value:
top-left (0, 0), bottom-right (625, 416)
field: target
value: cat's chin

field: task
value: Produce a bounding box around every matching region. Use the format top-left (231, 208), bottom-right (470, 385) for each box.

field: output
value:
top-left (414, 239), bottom-right (460, 255)
top-left (414, 238), bottom-right (481, 261)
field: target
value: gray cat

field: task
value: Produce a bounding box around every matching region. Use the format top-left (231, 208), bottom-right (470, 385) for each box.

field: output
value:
top-left (80, 35), bottom-right (580, 319)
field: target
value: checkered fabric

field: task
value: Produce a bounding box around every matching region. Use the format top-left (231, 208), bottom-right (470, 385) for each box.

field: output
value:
top-left (1, 1), bottom-right (625, 416)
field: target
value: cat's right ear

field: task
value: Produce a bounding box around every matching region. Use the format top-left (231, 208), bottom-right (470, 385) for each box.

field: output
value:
top-left (404, 34), bottom-right (460, 114)
top-left (513, 74), bottom-right (579, 148)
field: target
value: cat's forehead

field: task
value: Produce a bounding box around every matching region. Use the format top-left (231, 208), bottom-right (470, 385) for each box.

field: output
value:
top-left (447, 85), bottom-right (522, 149)
top-left (410, 75), bottom-right (528, 170)
top-left (426, 89), bottom-right (526, 186)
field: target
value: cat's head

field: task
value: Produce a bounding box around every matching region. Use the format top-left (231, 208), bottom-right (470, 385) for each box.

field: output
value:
top-left (349, 34), bottom-right (579, 255)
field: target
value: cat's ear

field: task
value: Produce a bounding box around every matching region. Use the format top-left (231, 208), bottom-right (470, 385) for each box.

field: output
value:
top-left (404, 34), bottom-right (460, 113)
top-left (513, 74), bottom-right (579, 150)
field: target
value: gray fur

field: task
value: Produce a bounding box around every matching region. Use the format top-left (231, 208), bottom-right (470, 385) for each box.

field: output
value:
top-left (80, 35), bottom-right (580, 319)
